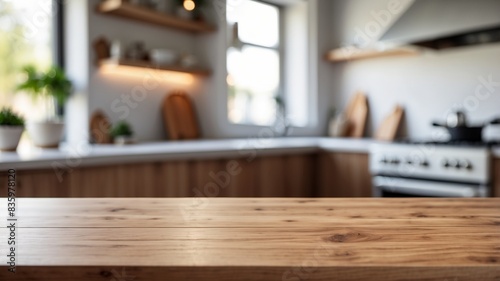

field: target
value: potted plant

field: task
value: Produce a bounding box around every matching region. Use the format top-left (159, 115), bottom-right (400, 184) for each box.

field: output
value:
top-left (17, 65), bottom-right (72, 148)
top-left (0, 108), bottom-right (25, 151)
top-left (110, 121), bottom-right (135, 145)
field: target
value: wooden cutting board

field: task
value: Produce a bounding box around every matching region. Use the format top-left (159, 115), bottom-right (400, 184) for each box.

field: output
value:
top-left (344, 91), bottom-right (368, 138)
top-left (162, 91), bottom-right (200, 140)
top-left (376, 105), bottom-right (404, 141)
top-left (89, 110), bottom-right (112, 144)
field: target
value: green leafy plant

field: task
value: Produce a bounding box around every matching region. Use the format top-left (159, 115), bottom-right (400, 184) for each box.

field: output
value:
top-left (0, 108), bottom-right (25, 127)
top-left (16, 65), bottom-right (72, 118)
top-left (110, 121), bottom-right (134, 138)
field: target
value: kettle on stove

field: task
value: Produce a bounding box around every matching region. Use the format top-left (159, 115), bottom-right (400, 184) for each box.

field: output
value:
top-left (446, 110), bottom-right (467, 128)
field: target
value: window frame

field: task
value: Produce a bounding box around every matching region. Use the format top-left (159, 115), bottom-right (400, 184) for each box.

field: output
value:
top-left (52, 0), bottom-right (65, 116)
top-left (53, 0), bottom-right (65, 68)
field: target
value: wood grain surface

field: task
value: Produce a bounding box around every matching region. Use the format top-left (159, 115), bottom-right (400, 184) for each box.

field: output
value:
top-left (0, 154), bottom-right (316, 198)
top-left (375, 105), bottom-right (404, 141)
top-left (317, 152), bottom-right (371, 197)
top-left (326, 46), bottom-right (419, 62)
top-left (0, 198), bottom-right (499, 280)
top-left (344, 92), bottom-right (369, 138)
top-left (97, 0), bottom-right (216, 33)
top-left (163, 91), bottom-right (200, 140)
top-left (89, 110), bottom-right (112, 144)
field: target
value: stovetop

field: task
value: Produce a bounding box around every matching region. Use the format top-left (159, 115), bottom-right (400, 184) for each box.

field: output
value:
top-left (370, 140), bottom-right (491, 184)
top-left (394, 139), bottom-right (500, 147)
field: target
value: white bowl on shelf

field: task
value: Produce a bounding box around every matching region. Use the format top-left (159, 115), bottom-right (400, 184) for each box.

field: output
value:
top-left (150, 49), bottom-right (178, 65)
top-left (114, 136), bottom-right (136, 146)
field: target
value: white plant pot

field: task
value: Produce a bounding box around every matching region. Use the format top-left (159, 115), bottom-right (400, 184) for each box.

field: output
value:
top-left (26, 121), bottom-right (64, 148)
top-left (114, 135), bottom-right (135, 146)
top-left (0, 126), bottom-right (24, 151)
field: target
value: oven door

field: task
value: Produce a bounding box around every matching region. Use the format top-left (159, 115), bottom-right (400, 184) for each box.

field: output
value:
top-left (372, 176), bottom-right (488, 198)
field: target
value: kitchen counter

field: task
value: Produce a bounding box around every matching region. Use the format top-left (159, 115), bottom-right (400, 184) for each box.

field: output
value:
top-left (1, 137), bottom-right (498, 171)
top-left (1, 198), bottom-right (499, 280)
top-left (0, 137), bottom-right (376, 170)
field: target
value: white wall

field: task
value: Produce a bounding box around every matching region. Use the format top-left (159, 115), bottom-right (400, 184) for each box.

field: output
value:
top-left (329, 0), bottom-right (500, 140)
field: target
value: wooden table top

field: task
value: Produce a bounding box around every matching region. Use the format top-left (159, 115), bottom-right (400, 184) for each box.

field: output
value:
top-left (1, 198), bottom-right (499, 281)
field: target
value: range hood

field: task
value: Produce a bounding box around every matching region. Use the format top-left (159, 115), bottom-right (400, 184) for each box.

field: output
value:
top-left (380, 0), bottom-right (500, 49)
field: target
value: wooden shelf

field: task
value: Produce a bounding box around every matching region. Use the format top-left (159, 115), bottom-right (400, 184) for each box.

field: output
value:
top-left (326, 46), bottom-right (419, 62)
top-left (97, 0), bottom-right (216, 33)
top-left (99, 59), bottom-right (212, 76)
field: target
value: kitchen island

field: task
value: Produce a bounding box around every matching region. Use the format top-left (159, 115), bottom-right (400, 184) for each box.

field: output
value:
top-left (0, 138), bottom-right (377, 198)
top-left (1, 198), bottom-right (499, 280)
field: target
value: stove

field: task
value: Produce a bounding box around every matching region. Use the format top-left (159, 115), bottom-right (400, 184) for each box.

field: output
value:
top-left (394, 139), bottom-right (500, 147)
top-left (370, 141), bottom-right (491, 197)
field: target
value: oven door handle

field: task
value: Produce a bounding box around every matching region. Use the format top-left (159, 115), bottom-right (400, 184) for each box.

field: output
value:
top-left (373, 176), bottom-right (484, 197)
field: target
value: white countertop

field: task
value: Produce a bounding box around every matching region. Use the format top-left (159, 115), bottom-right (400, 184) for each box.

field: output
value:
top-left (1, 137), bottom-right (498, 170)
top-left (0, 137), bottom-right (377, 170)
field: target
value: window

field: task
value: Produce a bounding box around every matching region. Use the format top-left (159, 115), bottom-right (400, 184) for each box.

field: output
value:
top-left (0, 0), bottom-right (60, 119)
top-left (226, 0), bottom-right (281, 126)
top-left (226, 0), bottom-right (312, 128)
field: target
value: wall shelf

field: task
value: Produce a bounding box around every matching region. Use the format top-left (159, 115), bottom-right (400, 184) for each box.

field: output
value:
top-left (99, 59), bottom-right (212, 76)
top-left (97, 0), bottom-right (216, 33)
top-left (326, 46), bottom-right (419, 63)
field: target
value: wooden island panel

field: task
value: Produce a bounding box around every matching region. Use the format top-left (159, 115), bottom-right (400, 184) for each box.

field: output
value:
top-left (284, 154), bottom-right (317, 197)
top-left (4, 170), bottom-right (70, 197)
top-left (318, 152), bottom-right (371, 197)
top-left (493, 158), bottom-right (500, 197)
top-left (257, 156), bottom-right (287, 197)
top-left (0, 198), bottom-right (498, 280)
top-left (69, 165), bottom-right (121, 197)
top-left (226, 159), bottom-right (258, 197)
top-left (158, 161), bottom-right (192, 197)
top-left (0, 154), bottom-right (317, 198)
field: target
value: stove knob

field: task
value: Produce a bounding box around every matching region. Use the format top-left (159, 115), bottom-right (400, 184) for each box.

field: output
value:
top-left (420, 160), bottom-right (429, 167)
top-left (449, 159), bottom-right (459, 169)
top-left (380, 158), bottom-right (388, 164)
top-left (442, 160), bottom-right (450, 168)
top-left (391, 158), bottom-right (400, 165)
top-left (406, 159), bottom-right (413, 165)
top-left (461, 160), bottom-right (473, 170)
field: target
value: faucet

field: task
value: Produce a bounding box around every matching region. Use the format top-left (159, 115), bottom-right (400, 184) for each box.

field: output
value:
top-left (273, 96), bottom-right (291, 137)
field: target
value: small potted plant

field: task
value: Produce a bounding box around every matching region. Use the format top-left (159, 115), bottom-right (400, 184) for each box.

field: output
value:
top-left (17, 65), bottom-right (72, 148)
top-left (0, 108), bottom-right (25, 151)
top-left (110, 121), bottom-right (135, 145)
